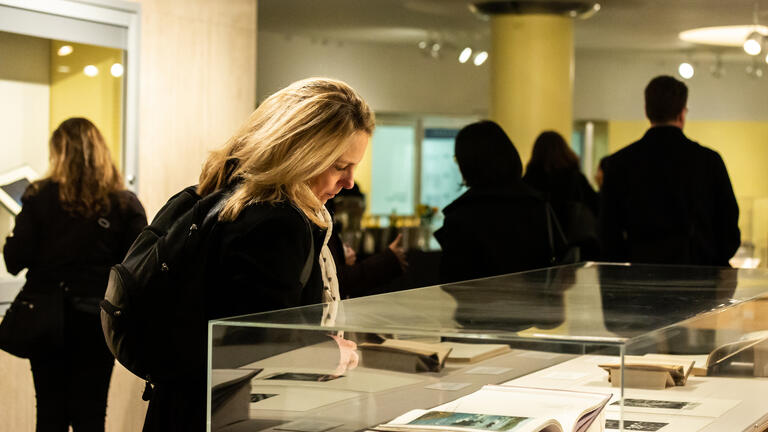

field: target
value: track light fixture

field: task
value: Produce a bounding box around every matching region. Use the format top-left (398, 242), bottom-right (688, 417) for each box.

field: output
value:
top-left (473, 51), bottom-right (488, 66)
top-left (678, 62), bottom-right (694, 79)
top-left (744, 31), bottom-right (763, 55)
top-left (459, 47), bottom-right (473, 63)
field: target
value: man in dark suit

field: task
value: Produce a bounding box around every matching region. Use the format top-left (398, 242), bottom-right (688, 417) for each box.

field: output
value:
top-left (599, 75), bottom-right (740, 266)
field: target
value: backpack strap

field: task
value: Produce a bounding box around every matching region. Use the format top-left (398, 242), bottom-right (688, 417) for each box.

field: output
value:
top-left (545, 201), bottom-right (569, 264)
top-left (296, 207), bottom-right (315, 289)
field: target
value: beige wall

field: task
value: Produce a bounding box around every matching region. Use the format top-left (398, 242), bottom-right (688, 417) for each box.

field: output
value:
top-left (134, 0), bottom-right (258, 218)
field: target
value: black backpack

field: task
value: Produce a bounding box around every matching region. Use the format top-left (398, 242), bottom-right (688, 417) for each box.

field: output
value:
top-left (100, 186), bottom-right (316, 386)
top-left (100, 186), bottom-right (227, 385)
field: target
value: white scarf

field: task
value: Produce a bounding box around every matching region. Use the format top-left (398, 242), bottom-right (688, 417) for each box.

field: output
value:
top-left (317, 206), bottom-right (340, 303)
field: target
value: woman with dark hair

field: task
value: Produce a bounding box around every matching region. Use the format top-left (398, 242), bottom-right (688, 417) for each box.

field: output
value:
top-left (4, 117), bottom-right (147, 431)
top-left (434, 120), bottom-right (552, 283)
top-left (523, 131), bottom-right (599, 259)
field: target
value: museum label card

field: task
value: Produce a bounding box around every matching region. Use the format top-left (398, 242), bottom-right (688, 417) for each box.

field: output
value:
top-left (608, 396), bottom-right (739, 418)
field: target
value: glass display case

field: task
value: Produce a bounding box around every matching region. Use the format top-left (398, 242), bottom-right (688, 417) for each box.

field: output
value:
top-left (208, 262), bottom-right (768, 432)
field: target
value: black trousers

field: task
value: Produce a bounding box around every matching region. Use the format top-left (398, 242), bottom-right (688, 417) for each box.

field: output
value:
top-left (29, 307), bottom-right (115, 432)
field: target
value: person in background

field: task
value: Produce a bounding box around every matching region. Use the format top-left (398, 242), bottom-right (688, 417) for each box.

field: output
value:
top-left (434, 120), bottom-right (552, 283)
top-left (326, 183), bottom-right (407, 298)
top-left (600, 75), bottom-right (740, 266)
top-left (523, 131), bottom-right (600, 259)
top-left (143, 77), bottom-right (374, 431)
top-left (594, 156), bottom-right (608, 191)
top-left (3, 117), bottom-right (147, 432)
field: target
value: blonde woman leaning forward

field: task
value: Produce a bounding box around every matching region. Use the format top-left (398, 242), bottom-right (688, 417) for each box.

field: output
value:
top-left (142, 78), bottom-right (374, 431)
top-left (4, 118), bottom-right (147, 432)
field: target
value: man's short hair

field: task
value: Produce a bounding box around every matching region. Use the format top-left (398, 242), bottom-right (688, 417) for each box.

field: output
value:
top-left (644, 75), bottom-right (688, 124)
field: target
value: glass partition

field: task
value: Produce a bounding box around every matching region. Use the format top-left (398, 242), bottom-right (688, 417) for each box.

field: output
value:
top-left (208, 262), bottom-right (768, 432)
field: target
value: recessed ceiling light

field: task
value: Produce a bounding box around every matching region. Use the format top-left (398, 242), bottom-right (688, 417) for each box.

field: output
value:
top-left (110, 63), bottom-right (124, 77)
top-left (83, 65), bottom-right (99, 77)
top-left (57, 45), bottom-right (73, 56)
top-left (679, 25), bottom-right (768, 47)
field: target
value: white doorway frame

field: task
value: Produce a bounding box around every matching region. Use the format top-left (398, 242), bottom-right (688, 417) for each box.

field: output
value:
top-left (0, 0), bottom-right (141, 191)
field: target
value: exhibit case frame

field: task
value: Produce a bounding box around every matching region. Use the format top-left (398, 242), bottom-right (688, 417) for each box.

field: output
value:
top-left (208, 262), bottom-right (768, 432)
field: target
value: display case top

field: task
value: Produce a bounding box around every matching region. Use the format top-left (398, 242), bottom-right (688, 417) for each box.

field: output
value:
top-left (210, 262), bottom-right (768, 345)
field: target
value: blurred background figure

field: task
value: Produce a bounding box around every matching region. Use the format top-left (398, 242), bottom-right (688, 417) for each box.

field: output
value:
top-left (435, 120), bottom-right (551, 284)
top-left (600, 75), bottom-right (740, 266)
top-left (327, 183), bottom-right (407, 298)
top-left (594, 156), bottom-right (608, 191)
top-left (523, 131), bottom-right (600, 260)
top-left (3, 117), bottom-right (147, 432)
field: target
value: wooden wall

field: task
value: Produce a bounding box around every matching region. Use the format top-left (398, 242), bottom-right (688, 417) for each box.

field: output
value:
top-left (135, 0), bottom-right (258, 218)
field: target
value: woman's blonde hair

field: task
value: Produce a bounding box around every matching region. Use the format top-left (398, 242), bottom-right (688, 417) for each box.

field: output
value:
top-left (45, 117), bottom-right (124, 218)
top-left (198, 77), bottom-right (375, 227)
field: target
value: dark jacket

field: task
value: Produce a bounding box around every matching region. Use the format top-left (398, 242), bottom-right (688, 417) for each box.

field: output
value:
top-left (143, 199), bottom-right (327, 432)
top-left (523, 166), bottom-right (600, 259)
top-left (434, 182), bottom-right (552, 284)
top-left (4, 180), bottom-right (147, 298)
top-left (600, 126), bottom-right (740, 266)
top-left (205, 201), bottom-right (326, 319)
top-left (327, 230), bottom-right (402, 298)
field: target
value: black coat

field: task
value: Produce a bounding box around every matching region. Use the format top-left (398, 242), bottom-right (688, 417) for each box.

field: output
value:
top-left (523, 166), bottom-right (600, 259)
top-left (600, 126), bottom-right (740, 266)
top-left (4, 180), bottom-right (147, 298)
top-left (205, 201), bottom-right (326, 320)
top-left (434, 182), bottom-right (552, 284)
top-left (327, 230), bottom-right (402, 298)
top-left (143, 200), bottom-right (328, 432)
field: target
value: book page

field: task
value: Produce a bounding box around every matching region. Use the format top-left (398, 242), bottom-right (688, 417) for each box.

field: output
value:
top-left (433, 386), bottom-right (610, 432)
top-left (378, 409), bottom-right (561, 432)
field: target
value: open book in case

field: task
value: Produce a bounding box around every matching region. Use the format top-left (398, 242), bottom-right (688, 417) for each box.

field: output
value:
top-left (207, 263), bottom-right (768, 432)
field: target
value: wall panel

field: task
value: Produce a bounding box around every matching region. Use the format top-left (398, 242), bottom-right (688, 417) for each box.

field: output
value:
top-left (134, 0), bottom-right (257, 218)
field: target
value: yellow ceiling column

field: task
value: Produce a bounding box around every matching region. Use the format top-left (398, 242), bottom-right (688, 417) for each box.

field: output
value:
top-left (488, 8), bottom-right (575, 167)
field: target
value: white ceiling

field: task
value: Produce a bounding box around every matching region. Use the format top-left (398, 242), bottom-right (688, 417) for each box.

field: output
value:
top-left (258, 0), bottom-right (768, 53)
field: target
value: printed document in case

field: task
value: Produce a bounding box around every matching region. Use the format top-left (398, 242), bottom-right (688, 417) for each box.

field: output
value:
top-left (374, 385), bottom-right (611, 432)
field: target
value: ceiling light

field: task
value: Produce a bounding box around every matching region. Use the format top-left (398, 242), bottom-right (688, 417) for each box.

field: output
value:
top-left (744, 31), bottom-right (763, 55)
top-left (417, 40), bottom-right (427, 50)
top-left (83, 65), bottom-right (99, 77)
top-left (679, 25), bottom-right (768, 46)
top-left (57, 45), bottom-right (73, 56)
top-left (459, 47), bottom-right (472, 63)
top-left (110, 63), bottom-right (124, 77)
top-left (57, 65), bottom-right (70, 73)
top-left (678, 62), bottom-right (694, 79)
top-left (473, 51), bottom-right (488, 66)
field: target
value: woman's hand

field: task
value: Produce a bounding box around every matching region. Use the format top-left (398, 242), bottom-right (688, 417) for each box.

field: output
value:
top-left (388, 233), bottom-right (408, 271)
top-left (330, 334), bottom-right (359, 376)
top-left (343, 243), bottom-right (357, 266)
